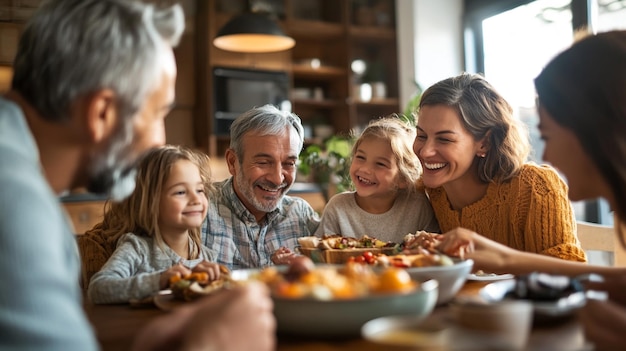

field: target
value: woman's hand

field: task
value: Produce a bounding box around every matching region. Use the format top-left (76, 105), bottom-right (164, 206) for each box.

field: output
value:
top-left (437, 227), bottom-right (515, 273)
top-left (580, 299), bottom-right (626, 350)
top-left (191, 260), bottom-right (222, 282)
top-left (436, 228), bottom-right (475, 259)
top-left (160, 262), bottom-right (191, 290)
top-left (271, 246), bottom-right (299, 265)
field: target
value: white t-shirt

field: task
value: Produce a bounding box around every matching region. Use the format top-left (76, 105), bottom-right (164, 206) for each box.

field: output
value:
top-left (313, 190), bottom-right (440, 243)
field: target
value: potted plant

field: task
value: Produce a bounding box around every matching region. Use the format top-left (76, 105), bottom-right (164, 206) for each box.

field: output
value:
top-left (400, 81), bottom-right (423, 127)
top-left (298, 135), bottom-right (355, 202)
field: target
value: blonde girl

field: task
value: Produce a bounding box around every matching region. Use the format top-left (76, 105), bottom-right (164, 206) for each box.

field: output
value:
top-left (88, 145), bottom-right (220, 304)
top-left (314, 117), bottom-right (439, 242)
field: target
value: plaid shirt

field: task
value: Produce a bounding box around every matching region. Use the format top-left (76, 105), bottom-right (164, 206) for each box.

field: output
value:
top-left (202, 178), bottom-right (320, 270)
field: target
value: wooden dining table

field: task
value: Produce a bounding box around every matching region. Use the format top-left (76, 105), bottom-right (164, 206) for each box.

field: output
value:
top-left (84, 281), bottom-right (590, 351)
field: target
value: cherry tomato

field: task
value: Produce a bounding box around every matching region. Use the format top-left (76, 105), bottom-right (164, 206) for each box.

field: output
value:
top-left (363, 251), bottom-right (375, 264)
top-left (390, 258), bottom-right (409, 268)
top-left (355, 255), bottom-right (366, 264)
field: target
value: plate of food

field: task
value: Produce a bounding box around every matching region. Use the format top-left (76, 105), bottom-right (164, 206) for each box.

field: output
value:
top-left (231, 256), bottom-right (439, 337)
top-left (154, 265), bottom-right (238, 311)
top-left (299, 232), bottom-right (473, 305)
top-left (467, 271), bottom-right (515, 282)
top-left (297, 234), bottom-right (399, 264)
top-left (151, 256), bottom-right (439, 337)
top-left (300, 232), bottom-right (473, 305)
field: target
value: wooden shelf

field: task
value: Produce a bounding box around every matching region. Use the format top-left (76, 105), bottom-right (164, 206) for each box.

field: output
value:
top-left (353, 98), bottom-right (400, 107)
top-left (293, 98), bottom-right (342, 108)
top-left (199, 0), bottom-right (398, 157)
top-left (292, 65), bottom-right (346, 79)
top-left (286, 20), bottom-right (344, 39)
top-left (349, 25), bottom-right (396, 41)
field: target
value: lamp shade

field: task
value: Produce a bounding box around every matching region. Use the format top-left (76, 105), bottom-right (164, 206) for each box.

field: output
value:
top-left (213, 12), bottom-right (295, 53)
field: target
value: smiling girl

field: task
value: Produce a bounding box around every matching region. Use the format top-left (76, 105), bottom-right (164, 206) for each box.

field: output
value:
top-left (413, 73), bottom-right (585, 262)
top-left (88, 145), bottom-right (221, 304)
top-left (314, 117), bottom-right (439, 243)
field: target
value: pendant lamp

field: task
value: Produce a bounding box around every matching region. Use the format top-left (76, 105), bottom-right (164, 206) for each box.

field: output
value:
top-left (213, 12), bottom-right (295, 53)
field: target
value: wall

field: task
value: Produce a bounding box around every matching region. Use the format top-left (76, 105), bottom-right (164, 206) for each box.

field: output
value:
top-left (396, 0), bottom-right (464, 110)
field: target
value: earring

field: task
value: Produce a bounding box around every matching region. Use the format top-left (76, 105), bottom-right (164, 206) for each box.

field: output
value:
top-left (477, 152), bottom-right (486, 158)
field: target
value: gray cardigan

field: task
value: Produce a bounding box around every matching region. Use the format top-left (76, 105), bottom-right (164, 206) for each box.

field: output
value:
top-left (88, 233), bottom-right (215, 304)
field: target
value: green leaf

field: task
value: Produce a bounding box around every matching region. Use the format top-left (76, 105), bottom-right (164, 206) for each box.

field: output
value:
top-left (326, 136), bottom-right (353, 158)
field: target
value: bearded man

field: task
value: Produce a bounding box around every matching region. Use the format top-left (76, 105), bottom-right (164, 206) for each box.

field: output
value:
top-left (202, 104), bottom-right (320, 269)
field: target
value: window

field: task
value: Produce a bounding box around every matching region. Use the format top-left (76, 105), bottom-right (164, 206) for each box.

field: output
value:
top-left (597, 0), bottom-right (626, 31)
top-left (464, 0), bottom-right (624, 226)
top-left (482, 0), bottom-right (573, 163)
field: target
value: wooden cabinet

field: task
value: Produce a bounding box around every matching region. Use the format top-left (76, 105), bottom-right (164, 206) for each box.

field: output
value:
top-left (196, 0), bottom-right (399, 157)
top-left (0, 0), bottom-right (399, 158)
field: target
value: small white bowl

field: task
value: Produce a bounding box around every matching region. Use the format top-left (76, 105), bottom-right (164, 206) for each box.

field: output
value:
top-left (362, 315), bottom-right (449, 350)
top-left (403, 259), bottom-right (474, 305)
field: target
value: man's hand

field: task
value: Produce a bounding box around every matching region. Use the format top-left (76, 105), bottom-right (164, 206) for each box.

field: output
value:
top-left (132, 282), bottom-right (276, 351)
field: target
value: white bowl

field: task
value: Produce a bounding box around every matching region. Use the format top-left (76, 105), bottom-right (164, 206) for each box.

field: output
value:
top-left (402, 259), bottom-right (474, 305)
top-left (362, 315), bottom-right (449, 350)
top-left (231, 268), bottom-right (439, 337)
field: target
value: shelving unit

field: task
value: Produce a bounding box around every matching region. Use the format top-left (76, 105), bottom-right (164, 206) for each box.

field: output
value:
top-left (196, 0), bottom-right (399, 157)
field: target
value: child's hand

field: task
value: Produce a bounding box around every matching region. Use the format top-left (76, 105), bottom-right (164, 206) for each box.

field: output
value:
top-left (160, 262), bottom-right (192, 290)
top-left (192, 260), bottom-right (222, 282)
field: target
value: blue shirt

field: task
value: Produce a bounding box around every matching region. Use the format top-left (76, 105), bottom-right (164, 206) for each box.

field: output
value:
top-left (202, 178), bottom-right (320, 270)
top-left (0, 97), bottom-right (98, 350)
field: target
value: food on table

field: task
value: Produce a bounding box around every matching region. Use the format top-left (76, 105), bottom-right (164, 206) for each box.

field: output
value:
top-left (298, 234), bottom-right (397, 250)
top-left (405, 230), bottom-right (470, 259)
top-left (169, 265), bottom-right (233, 301)
top-left (349, 251), bottom-right (454, 268)
top-left (254, 256), bottom-right (418, 299)
top-left (344, 231), bottom-right (455, 268)
top-left (298, 232), bottom-right (458, 266)
top-left (299, 232), bottom-right (443, 252)
top-left (402, 231), bottom-right (442, 252)
top-left (297, 234), bottom-right (400, 264)
top-left (473, 270), bottom-right (497, 277)
top-left (297, 236), bottom-right (320, 249)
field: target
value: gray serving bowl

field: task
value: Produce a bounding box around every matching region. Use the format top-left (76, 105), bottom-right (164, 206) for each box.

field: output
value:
top-left (231, 268), bottom-right (439, 337)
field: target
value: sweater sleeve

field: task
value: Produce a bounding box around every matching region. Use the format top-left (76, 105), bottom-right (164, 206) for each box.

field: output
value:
top-left (87, 234), bottom-right (163, 304)
top-left (518, 165), bottom-right (587, 262)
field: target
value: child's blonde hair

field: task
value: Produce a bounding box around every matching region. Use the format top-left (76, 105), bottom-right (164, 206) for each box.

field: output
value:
top-left (97, 145), bottom-right (212, 258)
top-left (351, 116), bottom-right (421, 192)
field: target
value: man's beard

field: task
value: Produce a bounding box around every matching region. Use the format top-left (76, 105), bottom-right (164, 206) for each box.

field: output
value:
top-left (85, 118), bottom-right (141, 201)
top-left (234, 170), bottom-right (291, 213)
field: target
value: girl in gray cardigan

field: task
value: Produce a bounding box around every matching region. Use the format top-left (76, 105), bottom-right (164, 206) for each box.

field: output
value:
top-left (88, 145), bottom-right (221, 304)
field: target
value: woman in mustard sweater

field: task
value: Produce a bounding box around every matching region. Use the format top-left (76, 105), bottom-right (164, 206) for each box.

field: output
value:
top-left (413, 73), bottom-right (586, 262)
top-left (438, 30), bottom-right (626, 349)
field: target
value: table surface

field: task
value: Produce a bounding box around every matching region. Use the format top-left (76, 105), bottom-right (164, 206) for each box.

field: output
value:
top-left (84, 281), bottom-right (589, 351)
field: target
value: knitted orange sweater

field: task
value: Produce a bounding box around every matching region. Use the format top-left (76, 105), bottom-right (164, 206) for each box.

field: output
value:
top-left (427, 164), bottom-right (587, 262)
